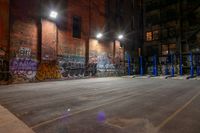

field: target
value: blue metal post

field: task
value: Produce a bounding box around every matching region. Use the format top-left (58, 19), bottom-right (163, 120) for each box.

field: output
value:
top-left (165, 56), bottom-right (169, 75)
top-left (132, 57), bottom-right (135, 75)
top-left (197, 66), bottom-right (200, 76)
top-left (197, 55), bottom-right (200, 76)
top-left (190, 52), bottom-right (194, 77)
top-left (153, 55), bottom-right (157, 76)
top-left (128, 55), bottom-right (131, 76)
top-left (140, 56), bottom-right (143, 76)
top-left (180, 54), bottom-right (183, 76)
top-left (171, 54), bottom-right (174, 77)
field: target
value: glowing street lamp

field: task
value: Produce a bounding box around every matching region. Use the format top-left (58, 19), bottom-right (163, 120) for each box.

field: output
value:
top-left (118, 34), bottom-right (124, 40)
top-left (49, 11), bottom-right (58, 19)
top-left (96, 33), bottom-right (103, 39)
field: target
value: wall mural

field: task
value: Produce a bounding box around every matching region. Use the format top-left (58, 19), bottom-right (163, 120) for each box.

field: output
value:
top-left (89, 51), bottom-right (124, 77)
top-left (36, 62), bottom-right (61, 81)
top-left (58, 55), bottom-right (85, 78)
top-left (10, 58), bottom-right (38, 82)
top-left (88, 40), bottom-right (125, 77)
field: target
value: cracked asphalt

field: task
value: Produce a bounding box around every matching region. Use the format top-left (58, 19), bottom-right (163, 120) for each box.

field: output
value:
top-left (0, 77), bottom-right (200, 133)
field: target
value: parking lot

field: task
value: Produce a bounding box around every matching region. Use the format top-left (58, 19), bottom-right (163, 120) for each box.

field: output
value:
top-left (0, 77), bottom-right (200, 133)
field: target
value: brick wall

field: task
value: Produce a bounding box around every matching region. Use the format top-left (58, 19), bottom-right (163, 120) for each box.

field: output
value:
top-left (1, 0), bottom-right (125, 83)
top-left (0, 0), bottom-right (9, 82)
top-left (42, 20), bottom-right (57, 61)
top-left (0, 0), bottom-right (9, 57)
top-left (88, 39), bottom-right (125, 76)
top-left (9, 0), bottom-right (38, 83)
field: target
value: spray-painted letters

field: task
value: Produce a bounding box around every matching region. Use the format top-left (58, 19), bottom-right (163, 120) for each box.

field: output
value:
top-left (10, 58), bottom-right (37, 81)
top-left (58, 55), bottom-right (85, 78)
top-left (36, 62), bottom-right (61, 81)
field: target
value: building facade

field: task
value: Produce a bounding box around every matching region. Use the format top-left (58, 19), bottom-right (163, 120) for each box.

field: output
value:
top-left (105, 0), bottom-right (143, 74)
top-left (143, 0), bottom-right (200, 57)
top-left (106, 0), bottom-right (143, 56)
top-left (0, 0), bottom-right (126, 84)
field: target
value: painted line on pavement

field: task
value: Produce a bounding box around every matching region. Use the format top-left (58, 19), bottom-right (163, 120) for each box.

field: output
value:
top-left (157, 90), bottom-right (200, 130)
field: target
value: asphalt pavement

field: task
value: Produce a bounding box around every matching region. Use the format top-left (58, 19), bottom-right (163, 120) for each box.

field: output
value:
top-left (0, 77), bottom-right (200, 133)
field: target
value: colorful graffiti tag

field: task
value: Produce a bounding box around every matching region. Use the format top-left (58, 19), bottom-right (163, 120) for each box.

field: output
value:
top-left (89, 52), bottom-right (124, 76)
top-left (96, 53), bottom-right (115, 72)
top-left (18, 47), bottom-right (31, 57)
top-left (36, 62), bottom-right (61, 81)
top-left (58, 55), bottom-right (85, 78)
top-left (10, 58), bottom-right (38, 82)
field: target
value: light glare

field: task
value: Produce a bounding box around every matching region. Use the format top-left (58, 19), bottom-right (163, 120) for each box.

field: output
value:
top-left (118, 34), bottom-right (124, 40)
top-left (96, 33), bottom-right (103, 39)
top-left (50, 11), bottom-right (58, 19)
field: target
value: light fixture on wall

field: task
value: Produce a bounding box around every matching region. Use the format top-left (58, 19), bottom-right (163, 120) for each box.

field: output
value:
top-left (49, 11), bottom-right (58, 19)
top-left (118, 34), bottom-right (124, 40)
top-left (96, 33), bottom-right (103, 39)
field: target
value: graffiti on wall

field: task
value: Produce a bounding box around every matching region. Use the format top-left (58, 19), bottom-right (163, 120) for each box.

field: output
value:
top-left (58, 55), bottom-right (85, 78)
top-left (0, 58), bottom-right (9, 81)
top-left (89, 51), bottom-right (124, 76)
top-left (36, 62), bottom-right (61, 81)
top-left (10, 58), bottom-right (38, 82)
top-left (19, 47), bottom-right (31, 57)
top-left (96, 53), bottom-right (115, 71)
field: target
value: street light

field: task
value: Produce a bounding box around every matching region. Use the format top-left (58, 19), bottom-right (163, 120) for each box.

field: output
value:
top-left (118, 34), bottom-right (124, 40)
top-left (49, 11), bottom-right (58, 19)
top-left (96, 33), bottom-right (103, 39)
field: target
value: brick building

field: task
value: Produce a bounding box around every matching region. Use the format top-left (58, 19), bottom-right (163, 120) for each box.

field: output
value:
top-left (0, 0), bottom-right (126, 83)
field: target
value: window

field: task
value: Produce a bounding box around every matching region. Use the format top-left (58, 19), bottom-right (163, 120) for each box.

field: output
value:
top-left (162, 45), bottom-right (168, 55)
top-left (146, 31), bottom-right (153, 41)
top-left (169, 44), bottom-right (176, 54)
top-left (161, 44), bottom-right (176, 55)
top-left (153, 30), bottom-right (159, 40)
top-left (73, 16), bottom-right (81, 38)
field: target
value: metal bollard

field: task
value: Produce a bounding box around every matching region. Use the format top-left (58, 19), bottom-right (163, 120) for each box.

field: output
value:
top-left (171, 54), bottom-right (174, 77)
top-left (190, 52), bottom-right (194, 78)
top-left (128, 55), bottom-right (131, 76)
top-left (180, 54), bottom-right (183, 76)
top-left (140, 56), bottom-right (143, 76)
top-left (153, 55), bottom-right (157, 76)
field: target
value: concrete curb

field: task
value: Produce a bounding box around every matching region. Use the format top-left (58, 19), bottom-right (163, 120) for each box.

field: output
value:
top-left (0, 105), bottom-right (35, 133)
